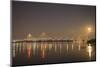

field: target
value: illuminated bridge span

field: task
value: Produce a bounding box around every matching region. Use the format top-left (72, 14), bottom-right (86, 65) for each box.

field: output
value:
top-left (12, 39), bottom-right (73, 43)
top-left (12, 33), bottom-right (73, 43)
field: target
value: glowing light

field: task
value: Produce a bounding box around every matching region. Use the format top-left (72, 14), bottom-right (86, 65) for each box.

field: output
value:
top-left (33, 43), bottom-right (36, 55)
top-left (44, 44), bottom-right (47, 49)
top-left (27, 33), bottom-right (32, 40)
top-left (49, 44), bottom-right (52, 51)
top-left (27, 45), bottom-right (32, 58)
top-left (66, 44), bottom-right (68, 51)
top-left (78, 41), bottom-right (81, 51)
top-left (28, 33), bottom-right (32, 38)
top-left (87, 44), bottom-right (92, 59)
top-left (40, 44), bottom-right (46, 59)
top-left (78, 44), bottom-right (81, 51)
top-left (87, 27), bottom-right (92, 33)
top-left (72, 44), bottom-right (74, 50)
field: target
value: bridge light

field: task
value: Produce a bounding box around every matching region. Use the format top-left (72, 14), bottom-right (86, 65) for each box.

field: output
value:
top-left (27, 33), bottom-right (32, 40)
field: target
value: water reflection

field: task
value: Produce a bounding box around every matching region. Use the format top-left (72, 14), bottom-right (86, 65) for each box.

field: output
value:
top-left (19, 43), bottom-right (22, 52)
top-left (87, 44), bottom-right (92, 59)
top-left (27, 44), bottom-right (32, 58)
top-left (66, 44), bottom-right (68, 52)
top-left (49, 44), bottom-right (52, 51)
top-left (72, 44), bottom-right (74, 50)
top-left (12, 41), bottom-right (95, 66)
top-left (40, 43), bottom-right (46, 59)
top-left (13, 49), bottom-right (15, 57)
top-left (78, 44), bottom-right (81, 51)
top-left (33, 43), bottom-right (36, 55)
top-left (54, 44), bottom-right (57, 52)
top-left (78, 41), bottom-right (81, 51)
top-left (41, 48), bottom-right (45, 59)
top-left (22, 43), bottom-right (25, 53)
top-left (59, 44), bottom-right (62, 54)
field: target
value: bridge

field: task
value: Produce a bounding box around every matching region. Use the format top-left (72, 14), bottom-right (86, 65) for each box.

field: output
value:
top-left (12, 33), bottom-right (86, 45)
top-left (12, 33), bottom-right (74, 43)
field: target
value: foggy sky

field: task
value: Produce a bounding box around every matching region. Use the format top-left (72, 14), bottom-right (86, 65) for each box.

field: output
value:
top-left (12, 1), bottom-right (96, 40)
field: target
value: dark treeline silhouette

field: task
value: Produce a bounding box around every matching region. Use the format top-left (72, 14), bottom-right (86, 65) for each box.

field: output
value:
top-left (87, 38), bottom-right (96, 46)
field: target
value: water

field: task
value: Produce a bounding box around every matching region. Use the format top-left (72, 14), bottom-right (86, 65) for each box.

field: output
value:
top-left (12, 41), bottom-right (96, 66)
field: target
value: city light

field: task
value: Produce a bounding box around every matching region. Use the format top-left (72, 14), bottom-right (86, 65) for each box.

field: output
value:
top-left (28, 33), bottom-right (32, 38)
top-left (87, 27), bottom-right (92, 33)
top-left (87, 27), bottom-right (92, 40)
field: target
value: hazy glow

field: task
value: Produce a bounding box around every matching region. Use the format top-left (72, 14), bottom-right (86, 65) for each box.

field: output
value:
top-left (12, 1), bottom-right (96, 40)
top-left (41, 32), bottom-right (46, 37)
top-left (87, 44), bottom-right (92, 59)
top-left (88, 27), bottom-right (92, 33)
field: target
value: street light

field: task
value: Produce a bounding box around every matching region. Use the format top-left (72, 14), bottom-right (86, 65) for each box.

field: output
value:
top-left (88, 27), bottom-right (92, 33)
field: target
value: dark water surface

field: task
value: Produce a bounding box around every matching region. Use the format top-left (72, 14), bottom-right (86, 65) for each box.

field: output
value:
top-left (12, 41), bottom-right (96, 66)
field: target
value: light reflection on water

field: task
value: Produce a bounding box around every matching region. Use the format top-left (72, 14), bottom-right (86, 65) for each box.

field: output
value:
top-left (12, 42), bottom-right (96, 66)
top-left (66, 43), bottom-right (68, 52)
top-left (78, 44), bottom-right (81, 51)
top-left (72, 44), bottom-right (74, 50)
top-left (87, 44), bottom-right (92, 59)
top-left (27, 44), bottom-right (32, 58)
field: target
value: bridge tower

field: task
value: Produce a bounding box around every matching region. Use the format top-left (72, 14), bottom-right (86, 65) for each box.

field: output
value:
top-left (27, 33), bottom-right (33, 40)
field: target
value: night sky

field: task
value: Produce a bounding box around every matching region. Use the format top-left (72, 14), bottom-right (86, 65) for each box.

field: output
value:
top-left (12, 1), bottom-right (96, 40)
